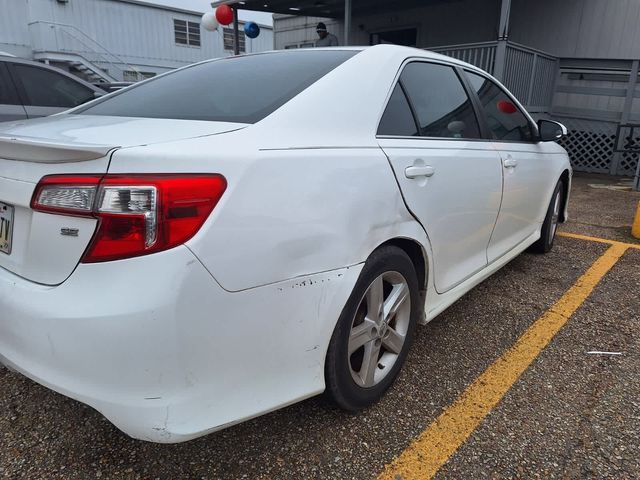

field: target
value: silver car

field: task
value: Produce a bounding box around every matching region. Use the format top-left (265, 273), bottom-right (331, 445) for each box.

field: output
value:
top-left (0, 55), bottom-right (103, 122)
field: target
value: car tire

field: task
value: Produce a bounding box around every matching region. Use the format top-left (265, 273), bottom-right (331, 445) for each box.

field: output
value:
top-left (529, 180), bottom-right (564, 254)
top-left (325, 245), bottom-right (420, 411)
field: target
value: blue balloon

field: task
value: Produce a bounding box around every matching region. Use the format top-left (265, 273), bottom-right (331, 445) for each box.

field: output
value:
top-left (244, 22), bottom-right (260, 39)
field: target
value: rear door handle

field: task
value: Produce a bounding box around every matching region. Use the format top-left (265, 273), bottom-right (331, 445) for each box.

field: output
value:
top-left (503, 156), bottom-right (518, 168)
top-left (405, 165), bottom-right (435, 179)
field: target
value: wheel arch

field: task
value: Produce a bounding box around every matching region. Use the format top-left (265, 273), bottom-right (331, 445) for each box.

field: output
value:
top-left (375, 237), bottom-right (428, 293)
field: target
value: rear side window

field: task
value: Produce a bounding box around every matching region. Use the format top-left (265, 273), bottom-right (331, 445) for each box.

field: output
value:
top-left (77, 50), bottom-right (358, 124)
top-left (400, 62), bottom-right (481, 139)
top-left (13, 64), bottom-right (95, 108)
top-left (465, 71), bottom-right (533, 142)
top-left (0, 64), bottom-right (19, 105)
top-left (377, 83), bottom-right (418, 136)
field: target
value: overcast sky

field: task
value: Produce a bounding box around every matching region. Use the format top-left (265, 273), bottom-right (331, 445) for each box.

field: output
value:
top-left (140, 0), bottom-right (274, 25)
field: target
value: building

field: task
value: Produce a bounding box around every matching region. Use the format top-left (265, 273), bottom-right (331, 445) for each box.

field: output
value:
top-left (214, 0), bottom-right (640, 185)
top-left (0, 0), bottom-right (273, 83)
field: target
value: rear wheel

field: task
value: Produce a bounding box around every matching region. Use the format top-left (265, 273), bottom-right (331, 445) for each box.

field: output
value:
top-left (325, 246), bottom-right (420, 411)
top-left (530, 180), bottom-right (563, 254)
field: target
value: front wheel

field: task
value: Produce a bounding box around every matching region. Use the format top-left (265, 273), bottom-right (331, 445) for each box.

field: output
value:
top-left (530, 180), bottom-right (564, 254)
top-left (325, 246), bottom-right (420, 411)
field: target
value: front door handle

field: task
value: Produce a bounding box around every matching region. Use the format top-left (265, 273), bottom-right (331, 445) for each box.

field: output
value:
top-left (503, 156), bottom-right (518, 168)
top-left (405, 165), bottom-right (435, 179)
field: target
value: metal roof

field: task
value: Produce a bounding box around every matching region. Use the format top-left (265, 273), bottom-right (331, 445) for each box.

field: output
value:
top-left (211, 0), bottom-right (451, 19)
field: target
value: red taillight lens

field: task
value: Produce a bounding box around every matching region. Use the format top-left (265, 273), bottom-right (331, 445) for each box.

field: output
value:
top-left (32, 174), bottom-right (227, 263)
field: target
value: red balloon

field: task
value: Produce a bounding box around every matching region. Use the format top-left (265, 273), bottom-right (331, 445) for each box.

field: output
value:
top-left (215, 5), bottom-right (234, 25)
top-left (497, 100), bottom-right (517, 114)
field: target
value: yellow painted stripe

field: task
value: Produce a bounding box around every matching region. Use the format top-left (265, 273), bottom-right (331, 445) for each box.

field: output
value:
top-left (379, 243), bottom-right (628, 480)
top-left (632, 201), bottom-right (640, 239)
top-left (558, 231), bottom-right (640, 250)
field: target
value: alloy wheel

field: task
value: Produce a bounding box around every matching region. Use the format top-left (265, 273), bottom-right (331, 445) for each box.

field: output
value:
top-left (347, 271), bottom-right (411, 388)
top-left (549, 190), bottom-right (561, 244)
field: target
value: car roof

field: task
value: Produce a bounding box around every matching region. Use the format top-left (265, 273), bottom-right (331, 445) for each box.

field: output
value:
top-left (0, 56), bottom-right (104, 93)
top-left (237, 45), bottom-right (488, 76)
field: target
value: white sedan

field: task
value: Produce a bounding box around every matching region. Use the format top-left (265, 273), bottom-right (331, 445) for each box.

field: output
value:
top-left (0, 45), bottom-right (571, 443)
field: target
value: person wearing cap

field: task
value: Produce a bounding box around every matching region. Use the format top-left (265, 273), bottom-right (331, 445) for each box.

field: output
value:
top-left (315, 22), bottom-right (339, 47)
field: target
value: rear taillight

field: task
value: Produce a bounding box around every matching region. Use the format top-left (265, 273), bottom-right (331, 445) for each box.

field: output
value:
top-left (32, 174), bottom-right (227, 262)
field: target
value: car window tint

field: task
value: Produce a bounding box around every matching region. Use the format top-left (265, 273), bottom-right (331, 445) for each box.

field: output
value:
top-left (0, 65), bottom-right (19, 105)
top-left (399, 62), bottom-right (480, 139)
top-left (14, 64), bottom-right (95, 108)
top-left (77, 50), bottom-right (358, 123)
top-left (377, 83), bottom-right (418, 136)
top-left (465, 71), bottom-right (533, 142)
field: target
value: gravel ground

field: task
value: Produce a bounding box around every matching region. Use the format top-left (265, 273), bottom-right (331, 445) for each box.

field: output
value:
top-left (437, 248), bottom-right (640, 479)
top-left (564, 173), bottom-right (640, 244)
top-left (0, 173), bottom-right (638, 479)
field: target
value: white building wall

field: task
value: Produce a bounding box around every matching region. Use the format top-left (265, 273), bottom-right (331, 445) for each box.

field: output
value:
top-left (0, 0), bottom-right (31, 58)
top-left (1, 0), bottom-right (273, 78)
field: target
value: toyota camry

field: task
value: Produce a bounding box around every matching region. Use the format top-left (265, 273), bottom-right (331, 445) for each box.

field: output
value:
top-left (0, 45), bottom-right (571, 442)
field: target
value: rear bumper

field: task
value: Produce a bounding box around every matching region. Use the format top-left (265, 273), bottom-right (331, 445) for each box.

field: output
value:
top-left (0, 246), bottom-right (361, 442)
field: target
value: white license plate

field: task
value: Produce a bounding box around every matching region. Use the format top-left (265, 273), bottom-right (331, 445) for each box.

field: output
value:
top-left (0, 202), bottom-right (14, 255)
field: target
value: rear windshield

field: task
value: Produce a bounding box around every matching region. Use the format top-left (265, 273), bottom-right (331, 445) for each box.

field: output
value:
top-left (76, 50), bottom-right (358, 124)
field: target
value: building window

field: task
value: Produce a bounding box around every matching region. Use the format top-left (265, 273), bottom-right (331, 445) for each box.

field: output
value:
top-left (123, 71), bottom-right (157, 82)
top-left (174, 19), bottom-right (201, 47)
top-left (223, 28), bottom-right (246, 53)
top-left (285, 42), bottom-right (314, 49)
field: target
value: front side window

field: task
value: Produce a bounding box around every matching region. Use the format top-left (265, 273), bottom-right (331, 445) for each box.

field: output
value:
top-left (399, 62), bottom-right (481, 139)
top-left (377, 83), bottom-right (418, 136)
top-left (76, 50), bottom-right (358, 124)
top-left (13, 64), bottom-right (95, 107)
top-left (465, 71), bottom-right (533, 142)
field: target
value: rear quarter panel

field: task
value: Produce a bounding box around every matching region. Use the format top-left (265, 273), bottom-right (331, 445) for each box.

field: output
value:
top-left (107, 131), bottom-right (428, 292)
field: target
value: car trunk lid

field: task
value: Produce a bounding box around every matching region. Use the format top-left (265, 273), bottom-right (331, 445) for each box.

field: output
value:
top-left (0, 115), bottom-right (246, 285)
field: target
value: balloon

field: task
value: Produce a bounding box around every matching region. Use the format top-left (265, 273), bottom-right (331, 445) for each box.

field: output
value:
top-left (244, 21), bottom-right (260, 39)
top-left (497, 100), bottom-right (517, 114)
top-left (201, 12), bottom-right (219, 32)
top-left (215, 5), bottom-right (234, 26)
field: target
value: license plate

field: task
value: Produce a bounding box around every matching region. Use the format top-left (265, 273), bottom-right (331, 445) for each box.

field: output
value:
top-left (0, 202), bottom-right (14, 255)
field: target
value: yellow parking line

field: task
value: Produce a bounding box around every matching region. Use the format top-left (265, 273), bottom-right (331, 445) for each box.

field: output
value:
top-left (558, 231), bottom-right (640, 250)
top-left (378, 243), bottom-right (628, 480)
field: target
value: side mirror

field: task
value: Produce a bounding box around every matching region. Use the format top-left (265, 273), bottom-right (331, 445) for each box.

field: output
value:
top-left (537, 119), bottom-right (567, 142)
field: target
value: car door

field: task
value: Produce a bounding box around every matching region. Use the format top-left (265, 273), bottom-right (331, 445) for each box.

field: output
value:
top-left (464, 70), bottom-right (557, 263)
top-left (377, 61), bottom-right (503, 293)
top-left (0, 63), bottom-right (27, 122)
top-left (7, 62), bottom-right (97, 118)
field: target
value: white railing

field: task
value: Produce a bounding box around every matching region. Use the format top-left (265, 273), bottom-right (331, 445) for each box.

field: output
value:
top-left (429, 41), bottom-right (558, 112)
top-left (504, 42), bottom-right (557, 112)
top-left (429, 41), bottom-right (497, 75)
top-left (28, 21), bottom-right (144, 82)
